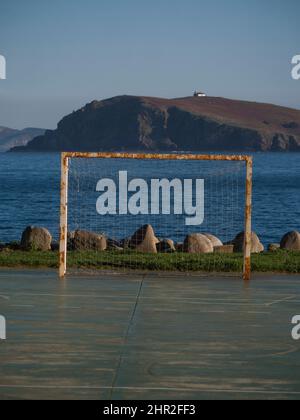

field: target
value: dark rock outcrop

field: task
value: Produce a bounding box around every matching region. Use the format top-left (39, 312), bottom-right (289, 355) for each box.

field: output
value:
top-left (10, 95), bottom-right (300, 152)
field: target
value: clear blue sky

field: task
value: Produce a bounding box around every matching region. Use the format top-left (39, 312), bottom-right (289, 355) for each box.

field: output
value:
top-left (0, 0), bottom-right (299, 129)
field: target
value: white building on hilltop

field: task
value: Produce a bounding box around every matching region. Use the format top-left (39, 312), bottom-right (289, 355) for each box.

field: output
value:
top-left (193, 91), bottom-right (206, 97)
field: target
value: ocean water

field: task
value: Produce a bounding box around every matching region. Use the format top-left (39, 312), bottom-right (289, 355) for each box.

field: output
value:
top-left (0, 152), bottom-right (299, 246)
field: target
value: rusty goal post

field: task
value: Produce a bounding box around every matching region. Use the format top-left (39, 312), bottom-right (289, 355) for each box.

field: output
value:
top-left (59, 152), bottom-right (253, 280)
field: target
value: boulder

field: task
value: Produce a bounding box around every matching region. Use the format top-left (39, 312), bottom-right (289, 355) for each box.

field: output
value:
top-left (214, 245), bottom-right (234, 254)
top-left (51, 241), bottom-right (59, 251)
top-left (280, 231), bottom-right (300, 251)
top-left (73, 230), bottom-right (107, 251)
top-left (7, 241), bottom-right (22, 251)
top-left (268, 243), bottom-right (280, 252)
top-left (120, 238), bottom-right (131, 249)
top-left (0, 242), bottom-right (11, 253)
top-left (183, 233), bottom-right (214, 254)
top-left (0, 247), bottom-right (12, 253)
top-left (204, 233), bottom-right (223, 247)
top-left (21, 226), bottom-right (52, 251)
top-left (156, 239), bottom-right (176, 253)
top-left (232, 231), bottom-right (264, 253)
top-left (175, 243), bottom-right (184, 252)
top-left (67, 231), bottom-right (75, 250)
top-left (6, 241), bottom-right (20, 251)
top-left (107, 238), bottom-right (124, 251)
top-left (129, 224), bottom-right (159, 253)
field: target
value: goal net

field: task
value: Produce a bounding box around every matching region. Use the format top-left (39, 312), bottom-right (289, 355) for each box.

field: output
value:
top-left (59, 153), bottom-right (252, 279)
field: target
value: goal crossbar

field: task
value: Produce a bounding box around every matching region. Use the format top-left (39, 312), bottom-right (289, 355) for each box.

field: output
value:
top-left (59, 152), bottom-right (253, 280)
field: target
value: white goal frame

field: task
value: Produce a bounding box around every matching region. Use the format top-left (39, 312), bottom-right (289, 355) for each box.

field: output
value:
top-left (59, 152), bottom-right (253, 280)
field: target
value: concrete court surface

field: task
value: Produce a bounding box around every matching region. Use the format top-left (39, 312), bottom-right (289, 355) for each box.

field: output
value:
top-left (0, 269), bottom-right (300, 400)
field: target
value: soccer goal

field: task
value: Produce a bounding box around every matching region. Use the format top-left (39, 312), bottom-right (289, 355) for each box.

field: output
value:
top-left (59, 152), bottom-right (253, 280)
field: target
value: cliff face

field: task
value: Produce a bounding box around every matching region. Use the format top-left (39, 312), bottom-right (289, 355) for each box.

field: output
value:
top-left (10, 95), bottom-right (300, 152)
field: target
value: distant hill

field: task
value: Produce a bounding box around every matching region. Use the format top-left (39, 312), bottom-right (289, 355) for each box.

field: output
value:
top-left (0, 126), bottom-right (46, 152)
top-left (10, 95), bottom-right (300, 152)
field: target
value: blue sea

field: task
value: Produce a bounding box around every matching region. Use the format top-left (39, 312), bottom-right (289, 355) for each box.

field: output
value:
top-left (0, 152), bottom-right (299, 247)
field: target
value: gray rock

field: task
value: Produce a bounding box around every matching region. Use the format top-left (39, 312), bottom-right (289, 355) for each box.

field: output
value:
top-left (73, 230), bottom-right (107, 251)
top-left (204, 233), bottom-right (223, 247)
top-left (0, 247), bottom-right (11, 253)
top-left (175, 243), bottom-right (184, 252)
top-left (280, 231), bottom-right (300, 251)
top-left (183, 233), bottom-right (214, 254)
top-left (156, 239), bottom-right (176, 253)
top-left (21, 226), bottom-right (52, 251)
top-left (107, 238), bottom-right (124, 251)
top-left (214, 245), bottom-right (234, 254)
top-left (120, 238), bottom-right (131, 249)
top-left (232, 231), bottom-right (264, 253)
top-left (268, 243), bottom-right (280, 252)
top-left (7, 241), bottom-right (20, 250)
top-left (67, 231), bottom-right (75, 250)
top-left (129, 224), bottom-right (159, 253)
top-left (51, 241), bottom-right (59, 251)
